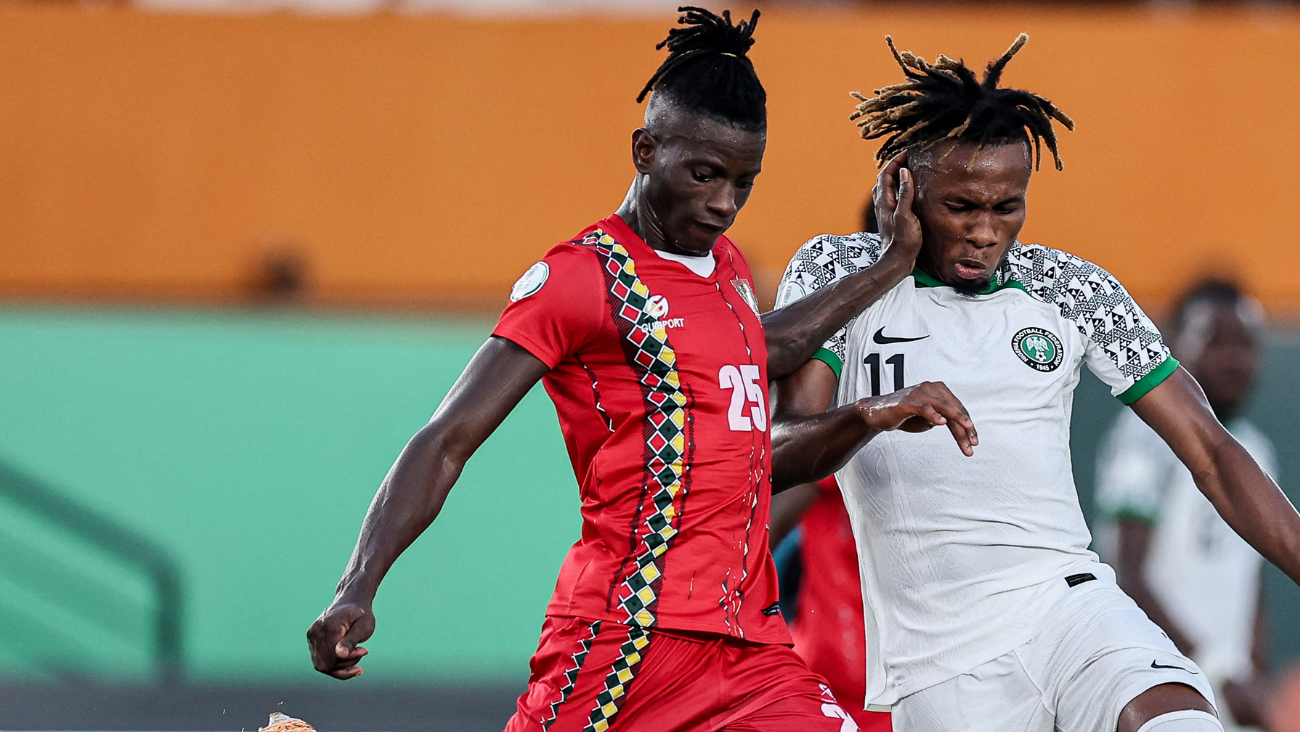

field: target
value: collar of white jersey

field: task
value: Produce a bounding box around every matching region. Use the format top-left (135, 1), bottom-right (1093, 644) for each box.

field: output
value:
top-left (911, 262), bottom-right (1028, 296)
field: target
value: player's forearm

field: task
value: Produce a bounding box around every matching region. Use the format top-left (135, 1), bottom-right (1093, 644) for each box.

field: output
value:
top-left (1198, 436), bottom-right (1300, 586)
top-left (771, 402), bottom-right (877, 492)
top-left (763, 250), bottom-right (911, 380)
top-left (1137, 371), bottom-right (1300, 588)
top-left (334, 424), bottom-right (469, 605)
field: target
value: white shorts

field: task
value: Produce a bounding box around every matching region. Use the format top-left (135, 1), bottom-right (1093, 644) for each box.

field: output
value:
top-left (892, 577), bottom-right (1217, 732)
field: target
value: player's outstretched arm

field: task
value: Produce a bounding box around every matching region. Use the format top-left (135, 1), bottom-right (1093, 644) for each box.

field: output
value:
top-left (307, 336), bottom-right (550, 680)
top-left (1133, 367), bottom-right (1300, 587)
top-left (771, 374), bottom-right (977, 492)
top-left (768, 360), bottom-right (839, 510)
top-left (762, 153), bottom-right (922, 380)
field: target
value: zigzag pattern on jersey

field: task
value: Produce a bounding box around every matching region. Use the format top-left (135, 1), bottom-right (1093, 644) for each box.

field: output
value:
top-left (582, 229), bottom-right (689, 630)
top-left (997, 243), bottom-right (1170, 380)
top-left (582, 626), bottom-right (651, 732)
top-left (776, 233), bottom-right (885, 364)
top-left (541, 620), bottom-right (602, 730)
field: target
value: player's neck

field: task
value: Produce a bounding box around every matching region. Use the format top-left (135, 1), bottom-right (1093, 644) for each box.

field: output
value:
top-left (615, 177), bottom-right (709, 258)
top-left (615, 177), bottom-right (667, 252)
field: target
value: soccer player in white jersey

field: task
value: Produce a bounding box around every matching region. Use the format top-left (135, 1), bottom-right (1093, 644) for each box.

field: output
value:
top-left (765, 35), bottom-right (1300, 732)
top-left (1097, 281), bottom-right (1276, 731)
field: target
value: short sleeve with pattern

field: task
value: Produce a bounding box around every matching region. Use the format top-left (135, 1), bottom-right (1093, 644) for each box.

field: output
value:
top-left (492, 244), bottom-right (606, 369)
top-left (776, 232), bottom-right (884, 378)
top-left (1000, 244), bottom-right (1178, 403)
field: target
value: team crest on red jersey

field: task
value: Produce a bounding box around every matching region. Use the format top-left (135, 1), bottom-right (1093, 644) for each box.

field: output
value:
top-left (731, 278), bottom-right (759, 314)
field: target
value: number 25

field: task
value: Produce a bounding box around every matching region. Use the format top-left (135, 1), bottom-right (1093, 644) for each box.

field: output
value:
top-left (719, 364), bottom-right (767, 432)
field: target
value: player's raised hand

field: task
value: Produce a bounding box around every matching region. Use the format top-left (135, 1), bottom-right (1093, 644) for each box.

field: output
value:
top-left (872, 151), bottom-right (905, 243)
top-left (307, 601), bottom-right (375, 679)
top-left (856, 381), bottom-right (978, 456)
top-left (873, 151), bottom-right (923, 264)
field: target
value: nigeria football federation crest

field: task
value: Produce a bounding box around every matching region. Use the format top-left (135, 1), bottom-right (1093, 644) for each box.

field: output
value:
top-left (1012, 327), bottom-right (1063, 372)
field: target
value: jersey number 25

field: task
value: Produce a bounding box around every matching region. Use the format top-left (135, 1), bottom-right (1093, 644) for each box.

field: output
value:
top-left (718, 364), bottom-right (767, 432)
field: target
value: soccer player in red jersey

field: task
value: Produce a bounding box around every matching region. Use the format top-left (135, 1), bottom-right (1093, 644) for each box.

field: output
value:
top-left (306, 8), bottom-right (952, 732)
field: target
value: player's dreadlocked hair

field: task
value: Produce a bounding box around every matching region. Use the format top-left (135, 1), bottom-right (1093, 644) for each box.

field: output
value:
top-left (850, 33), bottom-right (1075, 171)
top-left (637, 7), bottom-right (766, 132)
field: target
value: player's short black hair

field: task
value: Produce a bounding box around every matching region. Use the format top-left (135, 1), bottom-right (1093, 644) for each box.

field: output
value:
top-left (1170, 279), bottom-right (1255, 336)
top-left (637, 6), bottom-right (766, 132)
top-left (850, 34), bottom-right (1074, 171)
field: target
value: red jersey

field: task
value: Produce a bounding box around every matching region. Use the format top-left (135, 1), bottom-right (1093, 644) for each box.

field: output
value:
top-left (493, 215), bottom-right (788, 644)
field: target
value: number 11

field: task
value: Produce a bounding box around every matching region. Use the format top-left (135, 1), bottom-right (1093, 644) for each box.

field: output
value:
top-left (863, 353), bottom-right (905, 396)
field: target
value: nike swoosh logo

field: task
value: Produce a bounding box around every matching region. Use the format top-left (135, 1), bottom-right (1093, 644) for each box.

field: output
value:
top-left (1151, 661), bottom-right (1197, 673)
top-left (873, 327), bottom-right (929, 345)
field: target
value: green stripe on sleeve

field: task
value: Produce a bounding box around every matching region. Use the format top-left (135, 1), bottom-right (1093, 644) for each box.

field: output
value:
top-left (811, 347), bottom-right (843, 381)
top-left (1118, 356), bottom-right (1180, 405)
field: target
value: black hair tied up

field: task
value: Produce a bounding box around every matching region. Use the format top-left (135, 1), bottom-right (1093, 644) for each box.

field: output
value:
top-left (638, 6), bottom-right (767, 132)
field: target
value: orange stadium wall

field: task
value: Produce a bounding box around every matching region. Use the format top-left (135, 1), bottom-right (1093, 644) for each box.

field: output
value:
top-left (1, 4), bottom-right (1298, 314)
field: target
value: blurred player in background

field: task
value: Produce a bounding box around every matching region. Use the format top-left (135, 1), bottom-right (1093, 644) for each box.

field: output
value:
top-left (307, 7), bottom-right (931, 731)
top-left (768, 34), bottom-right (1300, 732)
top-left (771, 477), bottom-right (891, 732)
top-left (769, 201), bottom-right (890, 732)
top-left (1269, 666), bottom-right (1300, 732)
top-left (1097, 281), bottom-right (1276, 731)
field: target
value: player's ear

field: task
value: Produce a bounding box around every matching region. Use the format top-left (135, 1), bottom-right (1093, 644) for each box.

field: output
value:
top-left (631, 128), bottom-right (659, 175)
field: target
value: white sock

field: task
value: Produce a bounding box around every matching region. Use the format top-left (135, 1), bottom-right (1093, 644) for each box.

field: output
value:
top-left (1134, 710), bottom-right (1223, 732)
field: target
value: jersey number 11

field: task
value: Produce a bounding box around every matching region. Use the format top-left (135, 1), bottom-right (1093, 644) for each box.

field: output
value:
top-left (863, 353), bottom-right (906, 396)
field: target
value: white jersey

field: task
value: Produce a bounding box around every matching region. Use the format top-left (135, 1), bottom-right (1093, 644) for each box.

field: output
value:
top-left (777, 233), bottom-right (1178, 706)
top-left (1096, 409), bottom-right (1274, 716)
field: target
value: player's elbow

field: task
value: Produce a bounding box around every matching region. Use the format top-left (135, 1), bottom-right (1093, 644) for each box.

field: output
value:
top-left (412, 418), bottom-right (477, 472)
top-left (769, 420), bottom-right (798, 459)
top-left (764, 338), bottom-right (801, 381)
top-left (1187, 429), bottom-right (1243, 499)
top-left (768, 459), bottom-right (806, 494)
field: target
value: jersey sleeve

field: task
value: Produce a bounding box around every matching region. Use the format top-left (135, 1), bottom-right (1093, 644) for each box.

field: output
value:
top-left (492, 244), bottom-right (606, 369)
top-left (775, 232), bottom-right (885, 379)
top-left (1094, 409), bottom-right (1175, 523)
top-left (1003, 245), bottom-right (1178, 403)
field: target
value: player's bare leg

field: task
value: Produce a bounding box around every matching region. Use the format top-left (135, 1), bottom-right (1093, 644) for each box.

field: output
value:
top-left (1119, 684), bottom-right (1219, 732)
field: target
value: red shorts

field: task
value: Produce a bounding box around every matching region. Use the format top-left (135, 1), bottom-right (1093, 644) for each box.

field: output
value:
top-left (505, 616), bottom-right (862, 732)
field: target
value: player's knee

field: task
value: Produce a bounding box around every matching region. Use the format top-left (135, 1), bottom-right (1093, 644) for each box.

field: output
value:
top-left (1134, 710), bottom-right (1223, 732)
